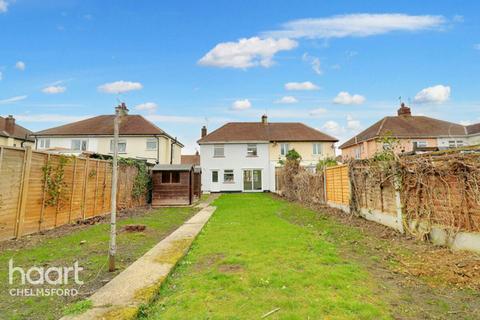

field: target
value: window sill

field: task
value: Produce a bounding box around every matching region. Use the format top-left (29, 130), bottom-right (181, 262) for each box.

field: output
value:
top-left (223, 181), bottom-right (235, 184)
top-left (213, 156), bottom-right (225, 158)
top-left (246, 155), bottom-right (258, 158)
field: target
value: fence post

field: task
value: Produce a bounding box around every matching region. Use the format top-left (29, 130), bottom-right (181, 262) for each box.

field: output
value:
top-left (323, 167), bottom-right (327, 204)
top-left (393, 170), bottom-right (405, 234)
top-left (15, 147), bottom-right (33, 238)
top-left (39, 154), bottom-right (50, 231)
top-left (68, 157), bottom-right (77, 223)
top-left (82, 158), bottom-right (89, 220)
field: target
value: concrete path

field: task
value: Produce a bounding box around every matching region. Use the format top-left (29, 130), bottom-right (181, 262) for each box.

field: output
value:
top-left (62, 205), bottom-right (217, 320)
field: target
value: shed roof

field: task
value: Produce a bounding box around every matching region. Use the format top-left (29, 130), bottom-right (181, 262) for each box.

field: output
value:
top-left (152, 164), bottom-right (193, 171)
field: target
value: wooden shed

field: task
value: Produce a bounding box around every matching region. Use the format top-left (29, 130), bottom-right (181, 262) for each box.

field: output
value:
top-left (152, 164), bottom-right (196, 207)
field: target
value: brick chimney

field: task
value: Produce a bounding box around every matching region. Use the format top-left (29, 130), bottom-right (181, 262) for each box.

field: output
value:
top-left (261, 114), bottom-right (268, 124)
top-left (201, 125), bottom-right (207, 138)
top-left (397, 103), bottom-right (411, 116)
top-left (5, 115), bottom-right (15, 135)
top-left (115, 102), bottom-right (129, 116)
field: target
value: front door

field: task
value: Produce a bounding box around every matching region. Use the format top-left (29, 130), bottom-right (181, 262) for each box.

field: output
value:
top-left (243, 169), bottom-right (262, 192)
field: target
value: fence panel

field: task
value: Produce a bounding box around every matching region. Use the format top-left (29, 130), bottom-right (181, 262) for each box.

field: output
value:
top-left (0, 147), bottom-right (146, 241)
top-left (325, 165), bottom-right (350, 207)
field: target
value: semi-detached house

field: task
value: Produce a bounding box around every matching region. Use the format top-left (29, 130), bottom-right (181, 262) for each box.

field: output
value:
top-left (32, 104), bottom-right (183, 164)
top-left (198, 115), bottom-right (338, 193)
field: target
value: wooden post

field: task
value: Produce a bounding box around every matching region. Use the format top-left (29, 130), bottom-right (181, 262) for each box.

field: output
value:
top-left (93, 160), bottom-right (99, 215)
top-left (109, 106), bottom-right (121, 272)
top-left (39, 154), bottom-right (50, 231)
top-left (68, 157), bottom-right (77, 223)
top-left (82, 158), bottom-right (89, 220)
top-left (393, 167), bottom-right (405, 234)
top-left (15, 147), bottom-right (33, 238)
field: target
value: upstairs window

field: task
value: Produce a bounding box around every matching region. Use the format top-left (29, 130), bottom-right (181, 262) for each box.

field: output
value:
top-left (280, 143), bottom-right (289, 156)
top-left (213, 144), bottom-right (224, 157)
top-left (72, 139), bottom-right (88, 151)
top-left (312, 143), bottom-right (322, 155)
top-left (247, 144), bottom-right (257, 157)
top-left (448, 140), bottom-right (464, 148)
top-left (39, 138), bottom-right (50, 149)
top-left (110, 140), bottom-right (127, 153)
top-left (413, 141), bottom-right (427, 148)
top-left (146, 138), bottom-right (157, 150)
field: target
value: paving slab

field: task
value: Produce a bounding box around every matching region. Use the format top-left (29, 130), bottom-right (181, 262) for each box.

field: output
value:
top-left (62, 205), bottom-right (216, 320)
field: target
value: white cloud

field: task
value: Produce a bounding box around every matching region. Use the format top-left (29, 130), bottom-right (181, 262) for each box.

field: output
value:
top-left (198, 37), bottom-right (298, 69)
top-left (135, 102), bottom-right (158, 113)
top-left (414, 85), bottom-right (451, 104)
top-left (302, 53), bottom-right (322, 75)
top-left (460, 120), bottom-right (473, 126)
top-left (42, 86), bottom-right (66, 94)
top-left (309, 108), bottom-right (327, 117)
top-left (285, 81), bottom-right (319, 91)
top-left (0, 71), bottom-right (2, 80)
top-left (263, 14), bottom-right (446, 39)
top-left (474, 44), bottom-right (480, 50)
top-left (275, 96), bottom-right (298, 104)
top-left (231, 99), bottom-right (252, 110)
top-left (0, 95), bottom-right (27, 104)
top-left (0, 0), bottom-right (8, 13)
top-left (346, 115), bottom-right (362, 130)
top-left (98, 81), bottom-right (143, 94)
top-left (322, 120), bottom-right (344, 135)
top-left (15, 61), bottom-right (26, 71)
top-left (333, 91), bottom-right (366, 105)
top-left (14, 114), bottom-right (89, 123)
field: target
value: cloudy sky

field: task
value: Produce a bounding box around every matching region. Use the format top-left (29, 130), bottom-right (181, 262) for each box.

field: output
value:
top-left (1, 0), bottom-right (479, 153)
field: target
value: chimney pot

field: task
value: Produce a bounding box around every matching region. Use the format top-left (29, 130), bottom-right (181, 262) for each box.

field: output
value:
top-left (261, 114), bottom-right (268, 124)
top-left (5, 115), bottom-right (15, 135)
top-left (397, 103), bottom-right (411, 116)
top-left (201, 125), bottom-right (207, 138)
top-left (115, 102), bottom-right (129, 116)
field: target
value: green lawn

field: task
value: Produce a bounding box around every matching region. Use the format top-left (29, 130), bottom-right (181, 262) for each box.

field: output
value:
top-left (140, 193), bottom-right (391, 319)
top-left (0, 206), bottom-right (199, 320)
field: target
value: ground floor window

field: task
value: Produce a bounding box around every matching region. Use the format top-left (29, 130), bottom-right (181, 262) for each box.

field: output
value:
top-left (448, 140), bottom-right (464, 148)
top-left (72, 139), bottom-right (88, 151)
top-left (224, 170), bottom-right (234, 183)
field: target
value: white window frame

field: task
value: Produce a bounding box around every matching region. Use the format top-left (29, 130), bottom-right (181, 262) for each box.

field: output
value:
top-left (211, 170), bottom-right (219, 183)
top-left (213, 144), bottom-right (224, 157)
top-left (414, 140), bottom-right (427, 148)
top-left (247, 144), bottom-right (257, 157)
top-left (280, 143), bottom-right (289, 156)
top-left (71, 139), bottom-right (88, 151)
top-left (223, 169), bottom-right (234, 183)
top-left (39, 138), bottom-right (50, 149)
top-left (110, 139), bottom-right (127, 153)
top-left (146, 138), bottom-right (157, 151)
top-left (448, 140), bottom-right (464, 148)
top-left (312, 143), bottom-right (322, 155)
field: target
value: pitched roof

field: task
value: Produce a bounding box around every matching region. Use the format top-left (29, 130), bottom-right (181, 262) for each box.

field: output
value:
top-left (34, 114), bottom-right (183, 146)
top-left (181, 154), bottom-right (200, 165)
top-left (198, 122), bottom-right (338, 144)
top-left (467, 123), bottom-right (480, 135)
top-left (339, 115), bottom-right (467, 149)
top-left (0, 116), bottom-right (34, 142)
top-left (152, 164), bottom-right (193, 171)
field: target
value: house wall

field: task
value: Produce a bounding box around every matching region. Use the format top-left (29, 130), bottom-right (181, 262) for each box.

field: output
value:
top-left (200, 143), bottom-right (270, 192)
top-left (342, 138), bottom-right (438, 160)
top-left (469, 134), bottom-right (480, 145)
top-left (35, 135), bottom-right (181, 164)
top-left (0, 136), bottom-right (34, 148)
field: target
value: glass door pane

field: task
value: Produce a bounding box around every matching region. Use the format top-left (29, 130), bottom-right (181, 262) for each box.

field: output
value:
top-left (243, 170), bottom-right (253, 191)
top-left (253, 170), bottom-right (262, 190)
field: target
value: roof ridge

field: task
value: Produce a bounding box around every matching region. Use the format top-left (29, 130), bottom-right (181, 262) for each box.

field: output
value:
top-left (376, 117), bottom-right (387, 136)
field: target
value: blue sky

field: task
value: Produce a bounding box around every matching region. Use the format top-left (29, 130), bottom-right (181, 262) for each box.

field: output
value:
top-left (0, 0), bottom-right (479, 153)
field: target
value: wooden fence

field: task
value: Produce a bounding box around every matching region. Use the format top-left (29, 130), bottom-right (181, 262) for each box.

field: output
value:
top-left (324, 165), bottom-right (350, 207)
top-left (0, 146), bottom-right (145, 241)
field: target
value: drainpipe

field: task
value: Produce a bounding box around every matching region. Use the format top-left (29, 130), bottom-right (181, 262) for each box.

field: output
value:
top-left (170, 137), bottom-right (177, 164)
top-left (155, 135), bottom-right (160, 164)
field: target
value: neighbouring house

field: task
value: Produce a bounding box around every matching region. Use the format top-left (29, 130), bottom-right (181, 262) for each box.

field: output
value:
top-left (198, 115), bottom-right (338, 193)
top-left (181, 151), bottom-right (200, 166)
top-left (151, 164), bottom-right (199, 206)
top-left (467, 123), bottom-right (480, 145)
top-left (340, 103), bottom-right (471, 160)
top-left (0, 115), bottom-right (35, 148)
top-left (32, 103), bottom-right (183, 164)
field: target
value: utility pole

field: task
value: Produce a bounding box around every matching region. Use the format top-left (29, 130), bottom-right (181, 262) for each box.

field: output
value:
top-left (109, 104), bottom-right (121, 272)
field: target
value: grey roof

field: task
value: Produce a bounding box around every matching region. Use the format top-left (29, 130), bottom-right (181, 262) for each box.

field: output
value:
top-left (152, 164), bottom-right (193, 171)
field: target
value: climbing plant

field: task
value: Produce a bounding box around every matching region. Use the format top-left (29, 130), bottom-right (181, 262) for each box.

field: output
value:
top-left (42, 155), bottom-right (70, 207)
top-left (118, 158), bottom-right (151, 200)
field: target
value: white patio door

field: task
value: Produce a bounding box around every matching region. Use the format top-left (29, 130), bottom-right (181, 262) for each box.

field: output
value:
top-left (243, 169), bottom-right (262, 192)
top-left (211, 170), bottom-right (220, 192)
